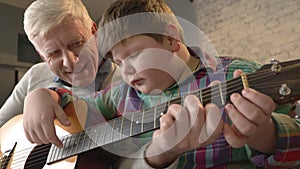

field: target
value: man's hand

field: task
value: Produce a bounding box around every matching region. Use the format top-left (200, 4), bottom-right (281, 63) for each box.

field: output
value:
top-left (23, 88), bottom-right (71, 147)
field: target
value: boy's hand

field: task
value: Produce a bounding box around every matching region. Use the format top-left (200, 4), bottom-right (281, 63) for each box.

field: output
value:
top-left (23, 88), bottom-right (70, 147)
top-left (145, 94), bottom-right (224, 168)
top-left (223, 70), bottom-right (276, 154)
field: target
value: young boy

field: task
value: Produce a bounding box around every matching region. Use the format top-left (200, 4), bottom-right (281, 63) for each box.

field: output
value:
top-left (24, 0), bottom-right (300, 168)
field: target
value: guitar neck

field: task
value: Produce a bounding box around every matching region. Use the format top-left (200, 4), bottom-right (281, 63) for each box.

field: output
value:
top-left (47, 58), bottom-right (300, 164)
top-left (46, 76), bottom-right (244, 164)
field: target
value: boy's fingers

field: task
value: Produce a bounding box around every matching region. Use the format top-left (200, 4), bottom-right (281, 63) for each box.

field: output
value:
top-left (233, 69), bottom-right (244, 78)
top-left (223, 123), bottom-right (247, 148)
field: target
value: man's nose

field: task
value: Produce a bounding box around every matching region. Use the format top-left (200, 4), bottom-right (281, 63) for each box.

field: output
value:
top-left (62, 50), bottom-right (78, 68)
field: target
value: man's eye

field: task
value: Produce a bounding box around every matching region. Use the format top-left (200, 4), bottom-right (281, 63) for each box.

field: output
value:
top-left (70, 41), bottom-right (84, 49)
top-left (47, 50), bottom-right (61, 59)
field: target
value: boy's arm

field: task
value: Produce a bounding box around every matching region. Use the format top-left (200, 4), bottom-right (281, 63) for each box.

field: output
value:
top-left (23, 88), bottom-right (71, 147)
top-left (117, 95), bottom-right (224, 168)
top-left (246, 113), bottom-right (300, 167)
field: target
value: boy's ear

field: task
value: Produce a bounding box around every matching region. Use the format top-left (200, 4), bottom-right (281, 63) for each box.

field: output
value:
top-left (165, 24), bottom-right (181, 52)
top-left (165, 24), bottom-right (181, 42)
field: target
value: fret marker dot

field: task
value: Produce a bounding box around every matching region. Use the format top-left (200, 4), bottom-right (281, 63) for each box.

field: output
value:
top-left (136, 121), bottom-right (139, 124)
top-left (160, 113), bottom-right (164, 116)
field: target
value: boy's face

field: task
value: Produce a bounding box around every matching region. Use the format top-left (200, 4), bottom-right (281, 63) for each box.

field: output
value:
top-left (32, 16), bottom-right (99, 87)
top-left (111, 35), bottom-right (186, 94)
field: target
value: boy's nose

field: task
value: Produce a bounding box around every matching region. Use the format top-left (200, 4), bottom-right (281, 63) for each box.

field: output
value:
top-left (122, 61), bottom-right (136, 75)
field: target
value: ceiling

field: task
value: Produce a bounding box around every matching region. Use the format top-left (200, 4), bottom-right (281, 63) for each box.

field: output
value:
top-left (0, 0), bottom-right (115, 21)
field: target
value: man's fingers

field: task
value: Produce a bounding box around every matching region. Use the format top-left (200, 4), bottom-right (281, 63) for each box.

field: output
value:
top-left (41, 124), bottom-right (63, 147)
top-left (53, 104), bottom-right (71, 126)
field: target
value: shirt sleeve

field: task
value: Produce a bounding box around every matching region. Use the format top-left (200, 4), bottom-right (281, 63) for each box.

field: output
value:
top-left (246, 113), bottom-right (300, 167)
top-left (116, 142), bottom-right (179, 169)
top-left (0, 70), bottom-right (29, 126)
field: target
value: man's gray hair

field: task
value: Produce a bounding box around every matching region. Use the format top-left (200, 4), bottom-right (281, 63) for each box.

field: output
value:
top-left (24, 0), bottom-right (93, 41)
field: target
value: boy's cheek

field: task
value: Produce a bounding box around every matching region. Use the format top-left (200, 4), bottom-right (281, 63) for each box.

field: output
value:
top-left (132, 48), bottom-right (187, 81)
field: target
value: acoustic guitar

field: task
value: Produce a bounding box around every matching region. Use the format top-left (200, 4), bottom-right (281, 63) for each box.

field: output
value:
top-left (0, 59), bottom-right (299, 168)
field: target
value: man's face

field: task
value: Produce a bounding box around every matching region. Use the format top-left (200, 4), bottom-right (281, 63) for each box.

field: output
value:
top-left (32, 16), bottom-right (98, 87)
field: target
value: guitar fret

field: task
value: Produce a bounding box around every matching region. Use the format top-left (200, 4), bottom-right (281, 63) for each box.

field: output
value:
top-left (81, 132), bottom-right (87, 152)
top-left (111, 119), bottom-right (116, 142)
top-left (143, 108), bottom-right (155, 132)
top-left (153, 106), bottom-right (156, 128)
top-left (94, 125), bottom-right (100, 147)
top-left (48, 144), bottom-right (56, 163)
top-left (112, 118), bottom-right (122, 142)
top-left (60, 136), bottom-right (70, 159)
top-left (73, 132), bottom-right (82, 155)
top-left (130, 113), bottom-right (133, 136)
top-left (88, 127), bottom-right (98, 149)
top-left (83, 130), bottom-right (93, 152)
top-left (131, 112), bottom-right (142, 136)
top-left (120, 116), bottom-right (124, 139)
top-left (122, 116), bottom-right (131, 137)
top-left (84, 129), bottom-right (91, 151)
top-left (56, 142), bottom-right (64, 161)
top-left (219, 83), bottom-right (225, 106)
top-left (199, 89), bottom-right (203, 103)
top-left (141, 110), bottom-right (145, 132)
top-left (104, 121), bottom-right (114, 144)
top-left (96, 123), bottom-right (105, 146)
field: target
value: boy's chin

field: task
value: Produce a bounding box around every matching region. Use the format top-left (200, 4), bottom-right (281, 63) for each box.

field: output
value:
top-left (139, 88), bottom-right (164, 95)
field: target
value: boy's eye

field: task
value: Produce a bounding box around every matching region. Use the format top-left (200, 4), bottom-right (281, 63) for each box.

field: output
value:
top-left (112, 59), bottom-right (122, 66)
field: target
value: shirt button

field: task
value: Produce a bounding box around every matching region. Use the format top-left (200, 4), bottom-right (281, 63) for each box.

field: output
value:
top-left (165, 91), bottom-right (171, 95)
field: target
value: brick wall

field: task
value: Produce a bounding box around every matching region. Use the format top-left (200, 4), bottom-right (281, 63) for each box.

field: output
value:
top-left (194, 0), bottom-right (300, 64)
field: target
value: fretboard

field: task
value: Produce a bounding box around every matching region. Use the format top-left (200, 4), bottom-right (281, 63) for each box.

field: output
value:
top-left (46, 76), bottom-right (245, 164)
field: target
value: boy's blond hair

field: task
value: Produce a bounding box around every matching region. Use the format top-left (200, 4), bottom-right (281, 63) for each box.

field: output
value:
top-left (98, 0), bottom-right (184, 57)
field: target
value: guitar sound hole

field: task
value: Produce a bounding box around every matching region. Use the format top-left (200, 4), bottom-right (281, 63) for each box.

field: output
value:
top-left (24, 144), bottom-right (51, 169)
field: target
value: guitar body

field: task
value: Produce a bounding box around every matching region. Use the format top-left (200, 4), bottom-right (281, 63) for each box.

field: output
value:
top-left (0, 114), bottom-right (77, 169)
top-left (0, 100), bottom-right (114, 169)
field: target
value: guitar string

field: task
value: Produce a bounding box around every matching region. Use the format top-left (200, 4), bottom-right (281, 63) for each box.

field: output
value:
top-left (7, 63), bottom-right (300, 167)
top-left (2, 66), bottom-right (278, 167)
top-left (5, 72), bottom-right (258, 166)
top-left (5, 67), bottom-right (280, 166)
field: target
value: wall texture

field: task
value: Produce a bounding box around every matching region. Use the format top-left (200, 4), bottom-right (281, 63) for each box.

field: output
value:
top-left (195, 0), bottom-right (300, 64)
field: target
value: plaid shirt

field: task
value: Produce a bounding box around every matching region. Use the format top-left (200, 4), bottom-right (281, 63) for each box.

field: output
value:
top-left (60, 49), bottom-right (300, 168)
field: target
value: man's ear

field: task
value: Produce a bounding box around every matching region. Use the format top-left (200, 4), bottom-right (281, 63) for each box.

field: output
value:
top-left (91, 22), bottom-right (97, 34)
top-left (35, 50), bottom-right (47, 62)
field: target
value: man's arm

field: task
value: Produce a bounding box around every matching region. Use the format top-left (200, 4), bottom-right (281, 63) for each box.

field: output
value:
top-left (0, 72), bottom-right (29, 127)
top-left (0, 62), bottom-right (57, 127)
top-left (23, 88), bottom-right (70, 147)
